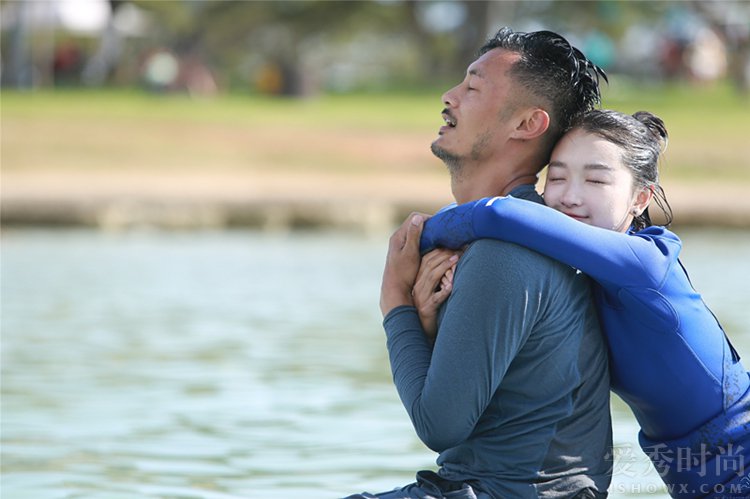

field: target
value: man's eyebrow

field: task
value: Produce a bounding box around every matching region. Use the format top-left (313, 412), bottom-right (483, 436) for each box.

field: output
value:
top-left (468, 68), bottom-right (484, 78)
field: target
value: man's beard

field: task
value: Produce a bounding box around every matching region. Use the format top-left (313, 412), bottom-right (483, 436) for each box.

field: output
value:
top-left (431, 142), bottom-right (463, 175)
top-left (430, 131), bottom-right (491, 178)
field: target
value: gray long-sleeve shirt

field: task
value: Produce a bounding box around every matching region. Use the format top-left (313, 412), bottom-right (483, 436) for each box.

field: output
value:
top-left (383, 187), bottom-right (612, 498)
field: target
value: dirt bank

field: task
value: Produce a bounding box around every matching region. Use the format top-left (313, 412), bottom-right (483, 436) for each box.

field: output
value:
top-left (2, 169), bottom-right (748, 230)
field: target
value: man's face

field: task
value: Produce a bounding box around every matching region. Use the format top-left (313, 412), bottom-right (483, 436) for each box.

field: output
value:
top-left (431, 49), bottom-right (522, 173)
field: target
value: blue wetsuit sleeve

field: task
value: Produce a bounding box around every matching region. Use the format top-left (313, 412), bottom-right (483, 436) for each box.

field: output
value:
top-left (383, 241), bottom-right (537, 452)
top-left (420, 196), bottom-right (682, 289)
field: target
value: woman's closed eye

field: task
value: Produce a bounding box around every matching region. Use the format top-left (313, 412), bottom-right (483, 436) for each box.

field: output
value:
top-left (587, 179), bottom-right (608, 185)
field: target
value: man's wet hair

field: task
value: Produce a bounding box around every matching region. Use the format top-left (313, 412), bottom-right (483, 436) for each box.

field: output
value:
top-left (479, 27), bottom-right (608, 157)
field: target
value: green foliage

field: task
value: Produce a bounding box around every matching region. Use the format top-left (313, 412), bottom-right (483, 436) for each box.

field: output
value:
top-left (601, 79), bottom-right (750, 181)
top-left (2, 83), bottom-right (748, 181)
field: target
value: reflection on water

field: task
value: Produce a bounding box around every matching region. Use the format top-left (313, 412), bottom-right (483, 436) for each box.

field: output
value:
top-left (2, 228), bottom-right (748, 498)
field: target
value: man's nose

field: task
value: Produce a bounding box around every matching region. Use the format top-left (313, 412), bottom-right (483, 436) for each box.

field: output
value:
top-left (442, 85), bottom-right (459, 107)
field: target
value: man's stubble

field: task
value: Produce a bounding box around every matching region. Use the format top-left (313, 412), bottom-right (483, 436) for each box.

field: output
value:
top-left (430, 129), bottom-right (492, 182)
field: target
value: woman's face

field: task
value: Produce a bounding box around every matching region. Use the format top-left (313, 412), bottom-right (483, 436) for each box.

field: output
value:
top-left (544, 128), bottom-right (647, 232)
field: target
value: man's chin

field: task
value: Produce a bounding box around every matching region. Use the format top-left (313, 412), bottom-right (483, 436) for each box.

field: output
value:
top-left (431, 143), bottom-right (463, 175)
top-left (431, 142), bottom-right (455, 162)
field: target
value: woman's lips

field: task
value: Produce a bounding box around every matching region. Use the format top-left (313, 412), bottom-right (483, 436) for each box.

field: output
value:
top-left (563, 212), bottom-right (587, 221)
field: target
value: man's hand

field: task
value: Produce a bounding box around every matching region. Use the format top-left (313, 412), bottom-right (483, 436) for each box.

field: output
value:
top-left (380, 213), bottom-right (428, 317)
top-left (413, 249), bottom-right (460, 340)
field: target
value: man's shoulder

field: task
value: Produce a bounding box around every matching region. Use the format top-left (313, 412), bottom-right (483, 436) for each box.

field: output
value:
top-left (463, 238), bottom-right (559, 266)
top-left (458, 239), bottom-right (587, 290)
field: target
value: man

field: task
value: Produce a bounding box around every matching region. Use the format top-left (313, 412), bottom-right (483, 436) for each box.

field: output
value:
top-left (348, 28), bottom-right (612, 498)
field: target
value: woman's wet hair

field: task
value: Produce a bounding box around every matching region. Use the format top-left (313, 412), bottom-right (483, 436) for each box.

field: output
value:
top-left (479, 27), bottom-right (608, 156)
top-left (571, 109), bottom-right (674, 230)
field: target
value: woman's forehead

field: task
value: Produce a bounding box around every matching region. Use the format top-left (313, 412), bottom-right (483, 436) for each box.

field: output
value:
top-left (551, 131), bottom-right (627, 170)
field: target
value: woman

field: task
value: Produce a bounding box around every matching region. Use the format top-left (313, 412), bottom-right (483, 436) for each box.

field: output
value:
top-left (415, 110), bottom-right (750, 498)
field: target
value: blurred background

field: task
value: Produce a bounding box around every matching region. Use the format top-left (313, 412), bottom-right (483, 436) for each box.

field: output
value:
top-left (1, 1), bottom-right (749, 498)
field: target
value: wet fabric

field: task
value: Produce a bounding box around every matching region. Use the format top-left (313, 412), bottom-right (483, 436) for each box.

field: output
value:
top-left (639, 383), bottom-right (750, 498)
top-left (420, 193), bottom-right (750, 496)
top-left (374, 186), bottom-right (612, 498)
top-left (342, 470), bottom-right (490, 498)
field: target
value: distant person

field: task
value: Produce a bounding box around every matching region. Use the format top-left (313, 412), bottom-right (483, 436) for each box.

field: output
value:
top-left (419, 109), bottom-right (750, 498)
top-left (345, 28), bottom-right (612, 498)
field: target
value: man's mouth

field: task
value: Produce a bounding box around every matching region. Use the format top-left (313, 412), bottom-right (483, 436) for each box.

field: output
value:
top-left (440, 109), bottom-right (457, 132)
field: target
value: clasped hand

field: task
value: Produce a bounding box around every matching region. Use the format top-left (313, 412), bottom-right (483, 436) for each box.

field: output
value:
top-left (380, 213), bottom-right (461, 340)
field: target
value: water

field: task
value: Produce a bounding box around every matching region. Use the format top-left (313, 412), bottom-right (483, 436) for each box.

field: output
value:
top-left (2, 228), bottom-right (748, 499)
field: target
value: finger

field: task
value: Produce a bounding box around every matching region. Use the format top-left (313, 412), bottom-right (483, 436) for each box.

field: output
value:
top-left (420, 249), bottom-right (459, 273)
top-left (417, 257), bottom-right (457, 299)
top-left (411, 211), bottom-right (432, 221)
top-left (441, 274), bottom-right (451, 289)
top-left (403, 214), bottom-right (424, 252)
top-left (426, 253), bottom-right (458, 282)
top-left (415, 253), bottom-right (455, 290)
top-left (391, 212), bottom-right (424, 250)
top-left (445, 267), bottom-right (454, 283)
top-left (414, 262), bottom-right (447, 304)
top-left (388, 222), bottom-right (408, 252)
top-left (435, 254), bottom-right (459, 279)
top-left (417, 255), bottom-right (451, 281)
top-left (434, 282), bottom-right (452, 302)
top-left (425, 247), bottom-right (458, 258)
top-left (413, 270), bottom-right (437, 303)
top-left (430, 280), bottom-right (453, 308)
top-left (417, 278), bottom-right (451, 312)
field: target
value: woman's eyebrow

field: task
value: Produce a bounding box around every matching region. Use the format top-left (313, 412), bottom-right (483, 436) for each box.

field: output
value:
top-left (547, 162), bottom-right (614, 172)
top-left (584, 163), bottom-right (614, 171)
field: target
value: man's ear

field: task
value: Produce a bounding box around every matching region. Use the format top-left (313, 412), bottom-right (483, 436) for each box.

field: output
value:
top-left (510, 108), bottom-right (550, 140)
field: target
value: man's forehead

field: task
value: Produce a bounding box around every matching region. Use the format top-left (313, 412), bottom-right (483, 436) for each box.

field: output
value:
top-left (468, 49), bottom-right (520, 77)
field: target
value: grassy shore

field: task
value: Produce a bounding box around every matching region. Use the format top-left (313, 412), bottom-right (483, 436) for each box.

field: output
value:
top-left (2, 83), bottom-right (749, 229)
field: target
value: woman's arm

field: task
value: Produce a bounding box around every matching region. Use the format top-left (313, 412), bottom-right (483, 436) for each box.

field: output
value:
top-left (420, 196), bottom-right (682, 289)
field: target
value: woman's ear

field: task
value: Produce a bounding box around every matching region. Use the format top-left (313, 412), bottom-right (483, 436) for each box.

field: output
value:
top-left (510, 108), bottom-right (550, 140)
top-left (631, 185), bottom-right (655, 216)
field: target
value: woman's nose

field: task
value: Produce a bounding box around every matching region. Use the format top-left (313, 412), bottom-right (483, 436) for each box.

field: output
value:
top-left (560, 185), bottom-right (582, 207)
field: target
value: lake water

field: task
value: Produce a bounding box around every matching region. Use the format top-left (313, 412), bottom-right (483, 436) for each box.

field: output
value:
top-left (2, 228), bottom-right (749, 499)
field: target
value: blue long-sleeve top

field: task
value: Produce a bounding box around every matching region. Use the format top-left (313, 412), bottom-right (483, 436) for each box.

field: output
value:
top-left (420, 195), bottom-right (749, 443)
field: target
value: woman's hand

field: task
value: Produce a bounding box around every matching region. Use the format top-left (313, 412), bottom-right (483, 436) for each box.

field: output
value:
top-left (380, 213), bottom-right (429, 317)
top-left (413, 249), bottom-right (460, 340)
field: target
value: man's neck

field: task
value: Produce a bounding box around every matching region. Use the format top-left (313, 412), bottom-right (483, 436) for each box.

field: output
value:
top-left (452, 170), bottom-right (538, 204)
